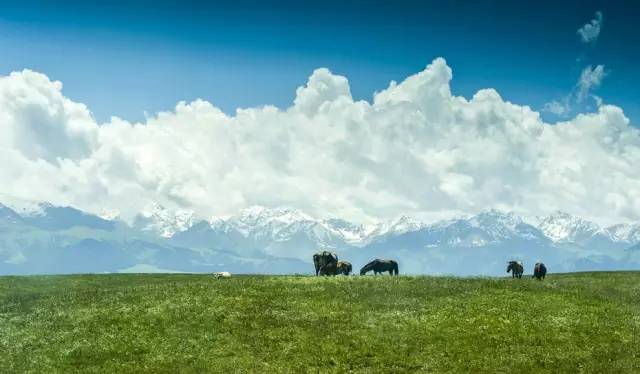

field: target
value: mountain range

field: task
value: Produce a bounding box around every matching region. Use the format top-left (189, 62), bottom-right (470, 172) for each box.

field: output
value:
top-left (1, 200), bottom-right (640, 276)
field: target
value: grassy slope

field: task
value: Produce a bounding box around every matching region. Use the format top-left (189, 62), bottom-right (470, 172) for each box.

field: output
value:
top-left (1, 273), bottom-right (639, 373)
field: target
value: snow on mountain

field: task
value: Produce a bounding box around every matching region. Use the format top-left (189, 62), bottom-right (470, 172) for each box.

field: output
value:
top-left (538, 211), bottom-right (611, 243)
top-left (0, 195), bottom-right (46, 217)
top-left (203, 208), bottom-right (561, 251)
top-left (205, 207), bottom-right (423, 248)
top-left (390, 209), bottom-right (547, 248)
top-left (468, 210), bottom-right (540, 241)
top-left (214, 206), bottom-right (314, 237)
top-left (322, 218), bottom-right (377, 245)
top-left (368, 215), bottom-right (427, 239)
top-left (206, 206), bottom-right (349, 251)
top-left (607, 223), bottom-right (640, 243)
top-left (3, 198), bottom-right (640, 275)
top-left (5, 197), bottom-right (640, 250)
top-left (133, 203), bottom-right (197, 238)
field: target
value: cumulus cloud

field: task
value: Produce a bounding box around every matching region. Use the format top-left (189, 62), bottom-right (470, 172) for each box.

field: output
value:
top-left (577, 11), bottom-right (603, 44)
top-left (0, 71), bottom-right (97, 162)
top-left (1, 58), bottom-right (639, 225)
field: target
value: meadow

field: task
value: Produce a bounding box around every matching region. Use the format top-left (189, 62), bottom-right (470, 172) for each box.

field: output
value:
top-left (1, 272), bottom-right (639, 373)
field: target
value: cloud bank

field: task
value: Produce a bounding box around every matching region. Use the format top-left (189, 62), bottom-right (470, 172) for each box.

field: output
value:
top-left (0, 58), bottom-right (638, 225)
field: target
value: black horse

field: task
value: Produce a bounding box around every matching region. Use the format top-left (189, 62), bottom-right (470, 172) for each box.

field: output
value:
top-left (360, 259), bottom-right (399, 276)
top-left (533, 262), bottom-right (547, 280)
top-left (507, 261), bottom-right (524, 279)
top-left (313, 251), bottom-right (338, 276)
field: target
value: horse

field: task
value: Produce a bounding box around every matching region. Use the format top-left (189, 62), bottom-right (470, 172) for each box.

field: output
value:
top-left (359, 259), bottom-right (399, 276)
top-left (213, 271), bottom-right (231, 278)
top-left (533, 262), bottom-right (547, 280)
top-left (336, 261), bottom-right (352, 275)
top-left (507, 261), bottom-right (524, 279)
top-left (313, 251), bottom-right (338, 276)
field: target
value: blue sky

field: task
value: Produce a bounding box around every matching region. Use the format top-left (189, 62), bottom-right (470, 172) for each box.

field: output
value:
top-left (0, 0), bottom-right (637, 124)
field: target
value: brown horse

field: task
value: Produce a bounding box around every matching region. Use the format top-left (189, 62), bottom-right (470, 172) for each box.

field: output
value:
top-left (313, 251), bottom-right (338, 276)
top-left (360, 259), bottom-right (399, 275)
top-left (533, 262), bottom-right (547, 280)
top-left (336, 261), bottom-right (352, 275)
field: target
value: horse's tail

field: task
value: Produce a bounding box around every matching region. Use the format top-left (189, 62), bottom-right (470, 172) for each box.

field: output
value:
top-left (393, 262), bottom-right (399, 275)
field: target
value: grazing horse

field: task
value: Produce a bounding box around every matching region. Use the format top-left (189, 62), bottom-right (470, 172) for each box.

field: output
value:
top-left (533, 262), bottom-right (547, 280)
top-left (336, 261), bottom-right (352, 275)
top-left (313, 251), bottom-right (338, 276)
top-left (360, 259), bottom-right (399, 276)
top-left (507, 261), bottom-right (524, 279)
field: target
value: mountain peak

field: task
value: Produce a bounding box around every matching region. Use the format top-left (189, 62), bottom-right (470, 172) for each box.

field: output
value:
top-left (538, 210), bottom-right (602, 242)
top-left (472, 209), bottom-right (522, 226)
top-left (238, 205), bottom-right (313, 221)
top-left (135, 203), bottom-right (197, 238)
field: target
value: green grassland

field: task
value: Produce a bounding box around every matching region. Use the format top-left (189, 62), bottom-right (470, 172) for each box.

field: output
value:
top-left (1, 272), bottom-right (639, 373)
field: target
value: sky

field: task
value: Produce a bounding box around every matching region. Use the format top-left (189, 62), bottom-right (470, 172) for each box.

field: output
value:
top-left (1, 0), bottom-right (640, 225)
top-left (0, 0), bottom-right (638, 123)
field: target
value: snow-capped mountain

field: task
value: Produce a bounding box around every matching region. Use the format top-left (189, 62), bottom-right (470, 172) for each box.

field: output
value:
top-left (535, 211), bottom-right (640, 252)
top-left (537, 211), bottom-right (610, 243)
top-left (3, 198), bottom-right (640, 275)
top-left (133, 203), bottom-right (197, 238)
top-left (322, 218), bottom-right (378, 245)
top-left (197, 206), bottom-right (356, 259)
top-left (607, 223), bottom-right (640, 244)
top-left (168, 205), bottom-right (640, 253)
top-left (364, 209), bottom-right (548, 250)
top-left (210, 206), bottom-right (315, 238)
top-left (208, 206), bottom-right (386, 246)
top-left (364, 216), bottom-right (426, 241)
top-left (8, 202), bottom-right (115, 231)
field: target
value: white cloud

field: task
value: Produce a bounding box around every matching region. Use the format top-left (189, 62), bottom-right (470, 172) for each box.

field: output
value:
top-left (1, 58), bottom-right (639, 225)
top-left (544, 65), bottom-right (607, 117)
top-left (543, 99), bottom-right (571, 116)
top-left (577, 11), bottom-right (603, 44)
top-left (294, 68), bottom-right (352, 115)
top-left (577, 64), bottom-right (606, 102)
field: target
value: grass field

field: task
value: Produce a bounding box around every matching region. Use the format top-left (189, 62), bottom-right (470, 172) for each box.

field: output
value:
top-left (1, 272), bottom-right (639, 373)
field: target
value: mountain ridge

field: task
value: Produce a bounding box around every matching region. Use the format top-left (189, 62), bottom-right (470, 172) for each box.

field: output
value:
top-left (1, 199), bottom-right (640, 275)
